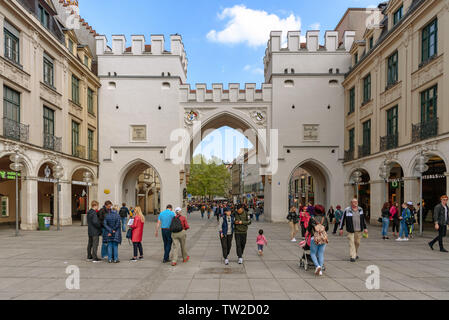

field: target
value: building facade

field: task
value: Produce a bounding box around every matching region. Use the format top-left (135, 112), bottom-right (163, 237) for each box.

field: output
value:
top-left (343, 0), bottom-right (449, 223)
top-left (0, 0), bottom-right (99, 229)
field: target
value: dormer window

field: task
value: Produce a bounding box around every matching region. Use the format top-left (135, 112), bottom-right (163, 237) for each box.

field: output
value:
top-left (38, 5), bottom-right (50, 29)
top-left (84, 55), bottom-right (89, 67)
top-left (68, 39), bottom-right (74, 54)
top-left (369, 36), bottom-right (374, 50)
top-left (393, 5), bottom-right (403, 26)
top-left (354, 53), bottom-right (359, 65)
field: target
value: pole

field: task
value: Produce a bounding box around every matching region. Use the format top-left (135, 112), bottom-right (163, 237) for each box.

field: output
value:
top-left (15, 172), bottom-right (19, 237)
top-left (57, 180), bottom-right (60, 231)
top-left (420, 174), bottom-right (423, 236)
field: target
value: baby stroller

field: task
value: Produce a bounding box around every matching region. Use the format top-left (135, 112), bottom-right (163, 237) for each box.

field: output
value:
top-left (299, 232), bottom-right (315, 271)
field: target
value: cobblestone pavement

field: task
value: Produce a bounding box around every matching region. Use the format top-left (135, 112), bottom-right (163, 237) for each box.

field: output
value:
top-left (0, 212), bottom-right (448, 300)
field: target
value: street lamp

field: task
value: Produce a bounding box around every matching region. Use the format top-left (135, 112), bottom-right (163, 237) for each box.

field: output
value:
top-left (379, 161), bottom-right (390, 205)
top-left (83, 171), bottom-right (93, 214)
top-left (10, 153), bottom-right (24, 237)
top-left (352, 170), bottom-right (363, 201)
top-left (53, 164), bottom-right (64, 231)
top-left (415, 153), bottom-right (429, 236)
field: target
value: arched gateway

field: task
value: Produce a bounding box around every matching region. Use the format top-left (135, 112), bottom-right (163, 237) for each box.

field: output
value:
top-left (96, 30), bottom-right (355, 222)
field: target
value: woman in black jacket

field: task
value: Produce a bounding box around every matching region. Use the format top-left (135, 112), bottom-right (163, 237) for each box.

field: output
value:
top-left (287, 206), bottom-right (299, 242)
top-left (381, 202), bottom-right (391, 240)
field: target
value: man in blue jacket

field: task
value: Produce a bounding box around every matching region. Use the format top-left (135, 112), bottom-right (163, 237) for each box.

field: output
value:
top-left (155, 205), bottom-right (176, 263)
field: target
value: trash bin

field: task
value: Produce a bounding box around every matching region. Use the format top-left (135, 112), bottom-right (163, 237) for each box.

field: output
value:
top-left (81, 213), bottom-right (88, 226)
top-left (38, 213), bottom-right (52, 231)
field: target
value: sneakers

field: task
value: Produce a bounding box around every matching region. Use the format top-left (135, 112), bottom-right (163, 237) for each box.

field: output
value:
top-left (315, 266), bottom-right (322, 276)
top-left (319, 270), bottom-right (323, 276)
top-left (130, 258), bottom-right (138, 262)
top-left (183, 256), bottom-right (190, 263)
top-left (224, 259), bottom-right (229, 266)
top-left (429, 242), bottom-right (435, 251)
top-left (441, 248), bottom-right (449, 253)
top-left (350, 258), bottom-right (356, 263)
top-left (396, 238), bottom-right (403, 242)
top-left (238, 258), bottom-right (243, 265)
top-left (404, 238), bottom-right (409, 242)
top-left (138, 256), bottom-right (144, 260)
top-left (114, 260), bottom-right (120, 264)
top-left (291, 238), bottom-right (297, 243)
top-left (92, 259), bottom-right (101, 263)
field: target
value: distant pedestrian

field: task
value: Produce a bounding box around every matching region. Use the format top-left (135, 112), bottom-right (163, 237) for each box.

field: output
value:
top-left (155, 205), bottom-right (175, 263)
top-left (219, 208), bottom-right (234, 265)
top-left (287, 206), bottom-right (299, 242)
top-left (200, 205), bottom-right (206, 219)
top-left (333, 205), bottom-right (343, 235)
top-left (119, 203), bottom-right (129, 232)
top-left (104, 205), bottom-right (122, 263)
top-left (390, 203), bottom-right (400, 238)
top-left (396, 203), bottom-right (411, 242)
top-left (308, 205), bottom-right (329, 276)
top-left (381, 202), bottom-right (391, 240)
top-left (300, 207), bottom-right (311, 238)
top-left (327, 206), bottom-right (335, 222)
top-left (429, 195), bottom-right (449, 253)
top-left (340, 199), bottom-right (368, 262)
top-left (170, 207), bottom-right (190, 266)
top-left (98, 201), bottom-right (113, 260)
top-left (87, 201), bottom-right (101, 263)
top-left (234, 206), bottom-right (251, 264)
top-left (256, 229), bottom-right (268, 256)
top-left (130, 207), bottom-right (145, 261)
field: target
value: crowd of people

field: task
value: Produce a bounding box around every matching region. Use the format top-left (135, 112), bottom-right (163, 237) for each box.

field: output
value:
top-left (85, 194), bottom-right (449, 278)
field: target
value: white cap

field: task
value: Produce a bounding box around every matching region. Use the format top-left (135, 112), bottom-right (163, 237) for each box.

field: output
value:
top-left (407, 202), bottom-right (413, 206)
top-left (175, 207), bottom-right (182, 213)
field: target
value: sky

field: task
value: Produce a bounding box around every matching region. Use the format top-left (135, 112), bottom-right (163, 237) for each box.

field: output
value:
top-left (78, 0), bottom-right (380, 162)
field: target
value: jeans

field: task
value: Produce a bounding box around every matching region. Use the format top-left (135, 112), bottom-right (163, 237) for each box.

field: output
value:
top-left (161, 229), bottom-right (173, 262)
top-left (87, 236), bottom-right (99, 260)
top-left (257, 244), bottom-right (264, 252)
top-left (107, 242), bottom-right (119, 262)
top-left (382, 218), bottom-right (390, 237)
top-left (310, 238), bottom-right (326, 268)
top-left (133, 242), bottom-right (143, 258)
top-left (255, 214), bottom-right (260, 222)
top-left (399, 220), bottom-right (409, 238)
top-left (235, 233), bottom-right (247, 258)
top-left (220, 234), bottom-right (233, 259)
top-left (121, 217), bottom-right (127, 232)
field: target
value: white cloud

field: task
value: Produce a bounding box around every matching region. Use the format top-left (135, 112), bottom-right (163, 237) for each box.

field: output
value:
top-left (309, 22), bottom-right (321, 30)
top-left (207, 5), bottom-right (301, 47)
top-left (243, 65), bottom-right (264, 75)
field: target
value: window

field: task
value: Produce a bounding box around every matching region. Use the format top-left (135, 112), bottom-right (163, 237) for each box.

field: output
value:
top-left (369, 36), bottom-right (374, 50)
top-left (84, 55), bottom-right (89, 67)
top-left (393, 5), bottom-right (403, 25)
top-left (362, 120), bottom-right (371, 150)
top-left (88, 129), bottom-right (94, 160)
top-left (3, 86), bottom-right (20, 122)
top-left (4, 22), bottom-right (20, 64)
top-left (72, 121), bottom-right (80, 156)
top-left (349, 128), bottom-right (355, 151)
top-left (68, 39), bottom-right (74, 54)
top-left (421, 85), bottom-right (438, 123)
top-left (38, 5), bottom-right (50, 29)
top-left (363, 73), bottom-right (371, 103)
top-left (354, 53), bottom-right (359, 65)
top-left (422, 19), bottom-right (438, 63)
top-left (43, 53), bottom-right (54, 87)
top-left (43, 107), bottom-right (54, 136)
top-left (87, 88), bottom-right (94, 114)
top-left (387, 106), bottom-right (398, 136)
top-left (387, 51), bottom-right (398, 86)
top-left (349, 87), bottom-right (355, 114)
top-left (71, 75), bottom-right (80, 104)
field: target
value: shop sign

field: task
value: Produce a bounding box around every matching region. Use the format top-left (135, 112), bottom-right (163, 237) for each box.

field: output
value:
top-left (0, 171), bottom-right (21, 180)
top-left (422, 174), bottom-right (446, 180)
top-left (72, 181), bottom-right (92, 186)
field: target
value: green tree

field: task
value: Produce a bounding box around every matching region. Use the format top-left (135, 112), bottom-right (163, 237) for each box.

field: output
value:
top-left (187, 155), bottom-right (231, 199)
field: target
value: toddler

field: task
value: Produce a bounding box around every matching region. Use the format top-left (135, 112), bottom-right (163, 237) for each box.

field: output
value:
top-left (256, 229), bottom-right (268, 256)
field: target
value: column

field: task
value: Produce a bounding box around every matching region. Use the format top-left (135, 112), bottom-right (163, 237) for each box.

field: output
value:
top-left (445, 173), bottom-right (449, 197)
top-left (370, 180), bottom-right (384, 225)
top-left (404, 176), bottom-right (419, 204)
top-left (0, 13), bottom-right (5, 57)
top-left (60, 181), bottom-right (72, 226)
top-left (21, 178), bottom-right (38, 230)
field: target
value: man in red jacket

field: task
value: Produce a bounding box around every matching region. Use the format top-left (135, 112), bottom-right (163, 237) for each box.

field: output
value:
top-left (171, 207), bottom-right (190, 266)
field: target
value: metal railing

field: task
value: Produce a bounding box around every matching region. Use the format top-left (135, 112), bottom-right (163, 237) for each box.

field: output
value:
top-left (73, 145), bottom-right (86, 159)
top-left (43, 133), bottom-right (62, 152)
top-left (380, 134), bottom-right (398, 152)
top-left (3, 118), bottom-right (29, 142)
top-left (344, 149), bottom-right (355, 162)
top-left (358, 144), bottom-right (371, 158)
top-left (412, 118), bottom-right (439, 143)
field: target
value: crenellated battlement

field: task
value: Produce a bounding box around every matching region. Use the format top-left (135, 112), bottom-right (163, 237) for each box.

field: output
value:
top-left (179, 83), bottom-right (272, 103)
top-left (95, 34), bottom-right (188, 74)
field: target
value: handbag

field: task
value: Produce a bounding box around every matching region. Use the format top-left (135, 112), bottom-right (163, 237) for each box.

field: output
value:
top-left (378, 217), bottom-right (383, 223)
top-left (126, 228), bottom-right (133, 245)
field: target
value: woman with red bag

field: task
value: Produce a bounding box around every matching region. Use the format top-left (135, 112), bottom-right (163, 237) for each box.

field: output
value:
top-left (130, 207), bottom-right (145, 261)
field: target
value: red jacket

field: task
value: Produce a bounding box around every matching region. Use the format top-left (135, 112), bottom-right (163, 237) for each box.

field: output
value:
top-left (176, 214), bottom-right (190, 231)
top-left (130, 216), bottom-right (144, 243)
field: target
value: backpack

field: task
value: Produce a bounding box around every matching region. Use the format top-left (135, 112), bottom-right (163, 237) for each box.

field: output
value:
top-left (119, 207), bottom-right (128, 218)
top-left (170, 216), bottom-right (183, 233)
top-left (314, 217), bottom-right (329, 245)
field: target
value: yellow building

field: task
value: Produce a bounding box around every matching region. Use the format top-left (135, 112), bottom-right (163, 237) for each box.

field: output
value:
top-left (343, 0), bottom-right (449, 223)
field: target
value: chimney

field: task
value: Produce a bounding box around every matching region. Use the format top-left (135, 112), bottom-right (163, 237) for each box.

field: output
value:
top-left (343, 31), bottom-right (356, 52)
top-left (95, 35), bottom-right (107, 55)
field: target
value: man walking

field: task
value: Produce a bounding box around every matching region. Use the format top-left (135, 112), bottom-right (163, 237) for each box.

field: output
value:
top-left (98, 201), bottom-right (113, 260)
top-left (340, 199), bottom-right (368, 262)
top-left (156, 205), bottom-right (175, 263)
top-left (171, 207), bottom-right (190, 266)
top-left (429, 195), bottom-right (449, 253)
top-left (234, 206), bottom-right (251, 264)
top-left (119, 203), bottom-right (129, 232)
top-left (219, 208), bottom-right (234, 265)
top-left (87, 201), bottom-right (101, 262)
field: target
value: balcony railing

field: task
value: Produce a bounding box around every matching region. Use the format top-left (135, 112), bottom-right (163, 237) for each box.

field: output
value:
top-left (88, 149), bottom-right (98, 162)
top-left (344, 149), bottom-right (355, 162)
top-left (3, 118), bottom-right (29, 142)
top-left (43, 133), bottom-right (62, 152)
top-left (412, 118), bottom-right (439, 143)
top-left (358, 144), bottom-right (371, 158)
top-left (73, 145), bottom-right (86, 159)
top-left (380, 134), bottom-right (398, 152)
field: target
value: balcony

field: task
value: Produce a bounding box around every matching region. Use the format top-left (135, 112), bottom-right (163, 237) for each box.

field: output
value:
top-left (380, 134), bottom-right (398, 152)
top-left (73, 145), bottom-right (86, 159)
top-left (412, 118), bottom-right (438, 143)
top-left (88, 149), bottom-right (98, 162)
top-left (344, 149), bottom-right (355, 162)
top-left (358, 144), bottom-right (371, 158)
top-left (3, 118), bottom-right (29, 142)
top-left (43, 133), bottom-right (62, 152)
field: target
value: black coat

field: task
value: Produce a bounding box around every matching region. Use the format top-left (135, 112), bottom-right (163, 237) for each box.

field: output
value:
top-left (433, 204), bottom-right (449, 226)
top-left (87, 209), bottom-right (102, 237)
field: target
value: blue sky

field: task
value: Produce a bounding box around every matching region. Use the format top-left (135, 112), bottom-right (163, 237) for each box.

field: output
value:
top-left (78, 0), bottom-right (380, 162)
